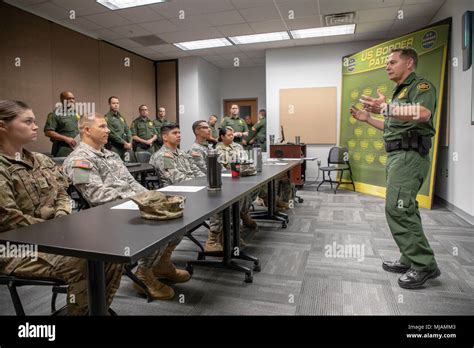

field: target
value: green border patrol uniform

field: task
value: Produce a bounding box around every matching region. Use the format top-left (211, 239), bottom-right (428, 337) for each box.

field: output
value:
top-left (210, 123), bottom-right (219, 140)
top-left (221, 115), bottom-right (248, 144)
top-left (384, 72), bottom-right (437, 272)
top-left (153, 117), bottom-right (172, 149)
top-left (131, 116), bottom-right (158, 153)
top-left (105, 111), bottom-right (132, 160)
top-left (43, 108), bottom-right (80, 157)
top-left (247, 117), bottom-right (266, 151)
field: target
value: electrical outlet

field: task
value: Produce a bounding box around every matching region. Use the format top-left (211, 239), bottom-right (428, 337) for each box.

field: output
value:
top-left (317, 159), bottom-right (321, 166)
top-left (445, 168), bottom-right (448, 178)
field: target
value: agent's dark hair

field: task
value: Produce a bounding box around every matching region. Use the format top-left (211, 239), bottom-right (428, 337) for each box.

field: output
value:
top-left (192, 120), bottom-right (207, 135)
top-left (0, 100), bottom-right (31, 122)
top-left (108, 96), bottom-right (119, 104)
top-left (390, 47), bottom-right (418, 68)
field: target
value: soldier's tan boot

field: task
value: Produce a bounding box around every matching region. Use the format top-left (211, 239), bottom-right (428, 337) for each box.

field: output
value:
top-left (133, 265), bottom-right (175, 300)
top-left (276, 199), bottom-right (290, 210)
top-left (153, 245), bottom-right (191, 283)
top-left (240, 211), bottom-right (258, 229)
top-left (205, 231), bottom-right (223, 252)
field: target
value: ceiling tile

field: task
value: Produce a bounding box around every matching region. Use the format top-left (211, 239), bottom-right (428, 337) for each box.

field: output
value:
top-left (150, 0), bottom-right (234, 19)
top-left (205, 10), bottom-right (246, 26)
top-left (356, 6), bottom-right (399, 23)
top-left (110, 24), bottom-right (152, 38)
top-left (323, 33), bottom-right (355, 44)
top-left (399, 2), bottom-right (440, 19)
top-left (5, 0), bottom-right (46, 5)
top-left (285, 16), bottom-right (322, 30)
top-left (86, 12), bottom-right (132, 28)
top-left (249, 19), bottom-right (287, 33)
top-left (114, 6), bottom-right (164, 23)
top-left (238, 5), bottom-right (282, 22)
top-left (27, 1), bottom-right (70, 20)
top-left (109, 38), bottom-right (142, 50)
top-left (51, 0), bottom-right (109, 16)
top-left (60, 17), bottom-right (104, 31)
top-left (275, 1), bottom-right (319, 19)
top-left (355, 20), bottom-right (394, 33)
top-left (318, 0), bottom-right (403, 15)
top-left (293, 36), bottom-right (325, 46)
top-left (149, 44), bottom-right (183, 53)
top-left (231, 0), bottom-right (275, 8)
top-left (138, 19), bottom-right (180, 34)
top-left (216, 23), bottom-right (255, 36)
top-left (91, 28), bottom-right (123, 41)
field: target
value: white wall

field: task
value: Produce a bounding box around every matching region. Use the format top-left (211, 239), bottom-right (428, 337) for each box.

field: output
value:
top-left (431, 0), bottom-right (474, 220)
top-left (179, 57), bottom-right (220, 151)
top-left (220, 66), bottom-right (266, 118)
top-left (265, 41), bottom-right (377, 179)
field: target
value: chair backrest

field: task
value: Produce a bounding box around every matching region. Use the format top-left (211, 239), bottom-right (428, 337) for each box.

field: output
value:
top-left (67, 185), bottom-right (91, 211)
top-left (328, 147), bottom-right (349, 165)
top-left (135, 151), bottom-right (152, 164)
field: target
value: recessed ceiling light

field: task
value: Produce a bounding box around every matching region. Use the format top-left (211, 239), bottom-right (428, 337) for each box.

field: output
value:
top-left (174, 38), bottom-right (233, 51)
top-left (291, 24), bottom-right (356, 39)
top-left (96, 0), bottom-right (168, 10)
top-left (228, 31), bottom-right (290, 45)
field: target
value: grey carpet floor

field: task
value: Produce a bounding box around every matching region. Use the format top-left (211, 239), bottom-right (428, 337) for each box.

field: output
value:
top-left (2, 186), bottom-right (473, 315)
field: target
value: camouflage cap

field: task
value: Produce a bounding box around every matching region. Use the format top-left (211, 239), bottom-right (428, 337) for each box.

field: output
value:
top-left (130, 191), bottom-right (185, 220)
top-left (239, 163), bottom-right (257, 177)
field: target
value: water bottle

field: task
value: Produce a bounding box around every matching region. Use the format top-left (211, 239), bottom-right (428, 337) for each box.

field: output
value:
top-left (253, 146), bottom-right (262, 172)
top-left (207, 148), bottom-right (222, 191)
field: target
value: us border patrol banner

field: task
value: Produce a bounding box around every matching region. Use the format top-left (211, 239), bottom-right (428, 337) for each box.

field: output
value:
top-left (339, 20), bottom-right (450, 209)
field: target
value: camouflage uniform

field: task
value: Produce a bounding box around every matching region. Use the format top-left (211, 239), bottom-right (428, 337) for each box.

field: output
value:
top-left (0, 149), bottom-right (122, 315)
top-left (63, 143), bottom-right (178, 268)
top-left (188, 141), bottom-right (211, 175)
top-left (104, 111), bottom-right (132, 160)
top-left (44, 107), bottom-right (80, 157)
top-left (149, 145), bottom-right (205, 187)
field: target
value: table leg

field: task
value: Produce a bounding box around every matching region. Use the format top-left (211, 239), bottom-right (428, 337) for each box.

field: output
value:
top-left (186, 205), bottom-right (254, 282)
top-left (231, 201), bottom-right (261, 272)
top-left (87, 260), bottom-right (107, 316)
top-left (251, 179), bottom-right (288, 227)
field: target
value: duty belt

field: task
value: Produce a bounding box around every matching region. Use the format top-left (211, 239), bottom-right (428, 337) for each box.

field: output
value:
top-left (385, 131), bottom-right (432, 156)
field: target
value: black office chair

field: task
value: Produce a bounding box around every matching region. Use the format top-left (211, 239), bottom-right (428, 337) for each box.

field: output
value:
top-left (134, 151), bottom-right (161, 189)
top-left (316, 146), bottom-right (355, 194)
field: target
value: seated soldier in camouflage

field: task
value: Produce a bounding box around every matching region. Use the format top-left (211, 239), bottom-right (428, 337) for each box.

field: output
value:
top-left (63, 113), bottom-right (190, 301)
top-left (188, 120), bottom-right (213, 174)
top-left (210, 127), bottom-right (258, 249)
top-left (149, 124), bottom-right (205, 187)
top-left (0, 100), bottom-right (122, 315)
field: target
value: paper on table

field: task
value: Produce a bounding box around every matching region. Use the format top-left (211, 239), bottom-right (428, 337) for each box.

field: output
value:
top-left (264, 162), bottom-right (288, 166)
top-left (157, 186), bottom-right (205, 193)
top-left (221, 173), bottom-right (232, 177)
top-left (111, 200), bottom-right (139, 210)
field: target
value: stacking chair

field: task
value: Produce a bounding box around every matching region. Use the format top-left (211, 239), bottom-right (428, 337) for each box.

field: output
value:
top-left (134, 151), bottom-right (161, 189)
top-left (316, 146), bottom-right (355, 194)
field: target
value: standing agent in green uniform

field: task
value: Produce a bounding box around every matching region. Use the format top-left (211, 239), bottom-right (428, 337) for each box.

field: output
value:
top-left (208, 114), bottom-right (219, 145)
top-left (44, 91), bottom-right (80, 157)
top-left (351, 47), bottom-right (440, 289)
top-left (131, 104), bottom-right (158, 153)
top-left (245, 109), bottom-right (267, 151)
top-left (104, 96), bottom-right (132, 160)
top-left (220, 104), bottom-right (248, 144)
top-left (153, 106), bottom-right (171, 149)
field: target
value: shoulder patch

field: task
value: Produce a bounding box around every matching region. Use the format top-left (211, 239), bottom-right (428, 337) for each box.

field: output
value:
top-left (72, 160), bottom-right (92, 169)
top-left (148, 122), bottom-right (153, 127)
top-left (417, 82), bottom-right (431, 91)
top-left (239, 119), bottom-right (244, 124)
top-left (251, 126), bottom-right (257, 132)
top-left (120, 117), bottom-right (125, 123)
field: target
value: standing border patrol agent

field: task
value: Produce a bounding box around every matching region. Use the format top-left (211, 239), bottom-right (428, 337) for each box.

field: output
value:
top-left (44, 91), bottom-right (80, 157)
top-left (130, 104), bottom-right (158, 153)
top-left (104, 96), bottom-right (132, 160)
top-left (220, 104), bottom-right (248, 144)
top-left (351, 47), bottom-right (440, 289)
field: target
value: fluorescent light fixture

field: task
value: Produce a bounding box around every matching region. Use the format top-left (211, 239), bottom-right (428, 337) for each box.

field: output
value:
top-left (291, 24), bottom-right (356, 39)
top-left (96, 0), bottom-right (168, 10)
top-left (228, 31), bottom-right (290, 45)
top-left (174, 38), bottom-right (233, 51)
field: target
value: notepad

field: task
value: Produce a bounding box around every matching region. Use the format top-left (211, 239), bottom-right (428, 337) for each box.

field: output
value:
top-left (111, 201), bottom-right (139, 210)
top-left (157, 186), bottom-right (205, 193)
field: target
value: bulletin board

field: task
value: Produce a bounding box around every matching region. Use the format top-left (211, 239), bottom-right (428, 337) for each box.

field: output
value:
top-left (279, 87), bottom-right (337, 144)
